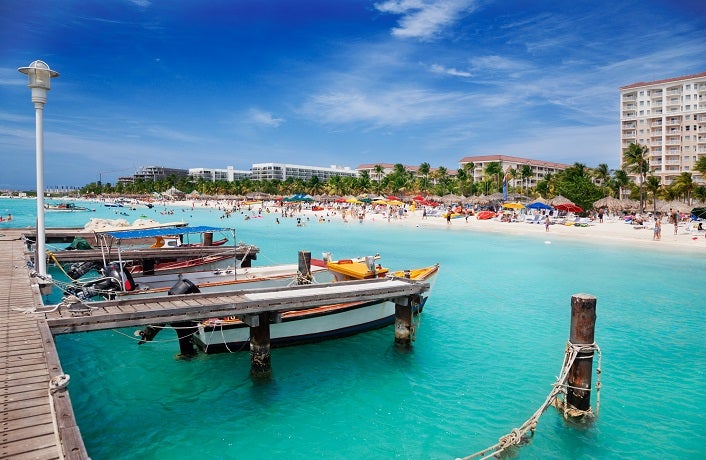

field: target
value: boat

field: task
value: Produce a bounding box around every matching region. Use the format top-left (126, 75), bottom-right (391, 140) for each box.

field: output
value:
top-left (476, 210), bottom-right (496, 220)
top-left (189, 255), bottom-right (439, 353)
top-left (44, 202), bottom-right (92, 212)
top-left (56, 225), bottom-right (248, 282)
top-left (56, 251), bottom-right (439, 353)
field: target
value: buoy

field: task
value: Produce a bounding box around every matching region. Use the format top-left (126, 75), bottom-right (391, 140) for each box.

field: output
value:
top-left (545, 241), bottom-right (552, 244)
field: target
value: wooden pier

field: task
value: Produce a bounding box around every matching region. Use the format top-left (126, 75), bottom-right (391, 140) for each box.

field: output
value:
top-left (0, 228), bottom-right (431, 458)
top-left (0, 229), bottom-right (87, 459)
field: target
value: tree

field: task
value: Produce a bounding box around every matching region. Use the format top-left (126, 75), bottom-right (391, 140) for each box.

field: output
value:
top-left (593, 163), bottom-right (611, 197)
top-left (463, 162), bottom-right (475, 196)
top-left (622, 143), bottom-right (650, 212)
top-left (693, 155), bottom-right (706, 180)
top-left (484, 162), bottom-right (502, 194)
top-left (418, 162), bottom-right (430, 193)
top-left (520, 164), bottom-right (533, 196)
top-left (671, 172), bottom-right (694, 204)
top-left (645, 175), bottom-right (661, 214)
top-left (373, 165), bottom-right (385, 187)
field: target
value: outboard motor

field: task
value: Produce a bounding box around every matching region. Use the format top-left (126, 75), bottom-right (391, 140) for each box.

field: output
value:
top-left (67, 261), bottom-right (99, 280)
top-left (102, 263), bottom-right (136, 292)
top-left (64, 276), bottom-right (122, 300)
top-left (168, 278), bottom-right (200, 295)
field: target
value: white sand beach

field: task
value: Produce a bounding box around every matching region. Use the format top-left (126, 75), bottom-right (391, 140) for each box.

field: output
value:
top-left (165, 198), bottom-right (706, 255)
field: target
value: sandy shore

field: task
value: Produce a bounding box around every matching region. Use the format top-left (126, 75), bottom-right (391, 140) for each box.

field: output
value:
top-left (160, 199), bottom-right (706, 256)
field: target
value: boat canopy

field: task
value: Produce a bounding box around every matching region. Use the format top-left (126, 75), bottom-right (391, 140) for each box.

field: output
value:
top-left (99, 226), bottom-right (232, 240)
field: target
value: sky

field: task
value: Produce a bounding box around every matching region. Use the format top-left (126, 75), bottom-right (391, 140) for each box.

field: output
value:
top-left (1, 0), bottom-right (705, 190)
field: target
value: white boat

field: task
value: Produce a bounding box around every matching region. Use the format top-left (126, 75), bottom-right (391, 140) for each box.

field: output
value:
top-left (188, 257), bottom-right (439, 353)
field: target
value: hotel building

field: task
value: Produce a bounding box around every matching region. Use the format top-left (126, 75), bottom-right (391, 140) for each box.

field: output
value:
top-left (249, 163), bottom-right (357, 181)
top-left (458, 155), bottom-right (570, 190)
top-left (619, 71), bottom-right (706, 185)
top-left (189, 166), bottom-right (251, 182)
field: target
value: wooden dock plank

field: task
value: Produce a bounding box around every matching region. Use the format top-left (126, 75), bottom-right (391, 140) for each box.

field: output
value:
top-left (0, 229), bottom-right (88, 460)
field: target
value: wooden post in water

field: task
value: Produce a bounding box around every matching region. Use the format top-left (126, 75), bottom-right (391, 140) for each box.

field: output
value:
top-left (394, 296), bottom-right (413, 348)
top-left (249, 312), bottom-right (272, 379)
top-left (567, 293), bottom-right (597, 413)
top-left (297, 250), bottom-right (312, 284)
top-left (203, 232), bottom-right (213, 246)
top-left (172, 321), bottom-right (198, 356)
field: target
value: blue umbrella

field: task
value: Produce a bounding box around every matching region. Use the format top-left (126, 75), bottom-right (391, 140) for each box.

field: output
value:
top-left (527, 202), bottom-right (552, 210)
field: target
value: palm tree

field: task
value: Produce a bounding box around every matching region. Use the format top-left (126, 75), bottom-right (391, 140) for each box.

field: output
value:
top-left (645, 175), bottom-right (661, 214)
top-left (693, 155), bottom-right (706, 181)
top-left (622, 143), bottom-right (650, 212)
top-left (671, 172), bottom-right (694, 204)
top-left (520, 164), bottom-right (533, 196)
top-left (418, 162), bottom-right (430, 194)
top-left (593, 163), bottom-right (611, 197)
top-left (484, 162), bottom-right (502, 194)
top-left (373, 164), bottom-right (385, 187)
top-left (463, 162), bottom-right (475, 196)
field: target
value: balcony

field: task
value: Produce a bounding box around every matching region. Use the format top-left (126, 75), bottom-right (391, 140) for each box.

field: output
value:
top-left (622, 122), bottom-right (637, 128)
top-left (651, 121), bottom-right (663, 127)
top-left (651, 130), bottom-right (663, 137)
top-left (667, 89), bottom-right (682, 95)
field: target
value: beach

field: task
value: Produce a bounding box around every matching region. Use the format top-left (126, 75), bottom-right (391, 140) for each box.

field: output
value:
top-left (167, 198), bottom-right (706, 255)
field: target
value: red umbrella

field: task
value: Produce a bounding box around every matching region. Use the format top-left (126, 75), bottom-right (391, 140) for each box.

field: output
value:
top-left (413, 195), bottom-right (425, 201)
top-left (555, 203), bottom-right (583, 213)
top-left (387, 195), bottom-right (400, 201)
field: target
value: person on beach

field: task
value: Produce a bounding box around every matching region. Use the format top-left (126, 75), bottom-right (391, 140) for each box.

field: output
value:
top-left (545, 215), bottom-right (550, 232)
top-left (671, 210), bottom-right (678, 234)
top-left (653, 215), bottom-right (661, 240)
top-left (446, 210), bottom-right (451, 224)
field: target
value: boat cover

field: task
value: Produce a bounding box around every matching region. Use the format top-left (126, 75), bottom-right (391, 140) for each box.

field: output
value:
top-left (99, 226), bottom-right (232, 240)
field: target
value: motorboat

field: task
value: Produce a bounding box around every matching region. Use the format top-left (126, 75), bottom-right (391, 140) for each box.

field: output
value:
top-left (44, 202), bottom-right (92, 212)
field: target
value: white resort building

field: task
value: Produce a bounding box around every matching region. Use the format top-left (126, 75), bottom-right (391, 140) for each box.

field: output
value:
top-left (189, 166), bottom-right (251, 182)
top-left (619, 71), bottom-right (706, 185)
top-left (249, 163), bottom-right (358, 181)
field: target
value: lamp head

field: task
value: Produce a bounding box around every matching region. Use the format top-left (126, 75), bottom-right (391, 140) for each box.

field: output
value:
top-left (18, 60), bottom-right (59, 105)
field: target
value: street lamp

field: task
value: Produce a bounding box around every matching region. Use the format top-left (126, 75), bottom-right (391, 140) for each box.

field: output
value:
top-left (18, 60), bottom-right (59, 276)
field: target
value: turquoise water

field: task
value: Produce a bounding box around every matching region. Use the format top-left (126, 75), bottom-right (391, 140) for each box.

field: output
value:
top-left (2, 198), bottom-right (705, 459)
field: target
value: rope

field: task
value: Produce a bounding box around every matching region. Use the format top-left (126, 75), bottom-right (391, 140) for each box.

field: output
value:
top-left (457, 341), bottom-right (601, 460)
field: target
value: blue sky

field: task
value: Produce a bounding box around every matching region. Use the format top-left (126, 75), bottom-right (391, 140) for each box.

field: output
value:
top-left (1, 0), bottom-right (705, 189)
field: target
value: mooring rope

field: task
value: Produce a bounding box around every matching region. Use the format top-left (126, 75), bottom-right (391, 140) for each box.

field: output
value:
top-left (457, 341), bottom-right (601, 460)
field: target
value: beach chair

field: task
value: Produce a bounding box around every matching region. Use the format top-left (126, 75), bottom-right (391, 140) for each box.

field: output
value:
top-left (526, 215), bottom-right (540, 224)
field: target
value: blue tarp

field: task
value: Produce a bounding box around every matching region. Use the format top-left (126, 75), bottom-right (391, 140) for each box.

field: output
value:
top-left (99, 226), bottom-right (232, 240)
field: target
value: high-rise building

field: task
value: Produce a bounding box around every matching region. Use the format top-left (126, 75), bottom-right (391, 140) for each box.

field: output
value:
top-left (619, 71), bottom-right (706, 185)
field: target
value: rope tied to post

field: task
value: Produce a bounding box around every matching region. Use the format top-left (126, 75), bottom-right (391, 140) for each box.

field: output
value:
top-left (458, 340), bottom-right (601, 460)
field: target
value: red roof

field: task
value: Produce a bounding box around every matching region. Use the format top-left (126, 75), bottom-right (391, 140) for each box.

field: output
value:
top-left (458, 154), bottom-right (570, 170)
top-left (619, 70), bottom-right (706, 90)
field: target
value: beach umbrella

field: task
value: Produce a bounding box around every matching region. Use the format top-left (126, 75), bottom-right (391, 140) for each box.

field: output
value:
top-left (549, 195), bottom-right (573, 206)
top-left (387, 195), bottom-right (400, 201)
top-left (412, 195), bottom-right (425, 201)
top-left (691, 207), bottom-right (706, 219)
top-left (502, 202), bottom-right (524, 209)
top-left (526, 202), bottom-right (552, 210)
top-left (555, 203), bottom-right (582, 213)
top-left (592, 196), bottom-right (623, 211)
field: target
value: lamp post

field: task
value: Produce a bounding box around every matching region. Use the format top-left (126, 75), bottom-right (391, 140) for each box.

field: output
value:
top-left (18, 60), bottom-right (59, 276)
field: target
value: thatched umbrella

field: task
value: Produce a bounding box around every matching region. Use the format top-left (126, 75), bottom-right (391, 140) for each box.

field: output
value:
top-left (440, 194), bottom-right (464, 205)
top-left (657, 200), bottom-right (691, 213)
top-left (549, 195), bottom-right (573, 206)
top-left (592, 196), bottom-right (623, 211)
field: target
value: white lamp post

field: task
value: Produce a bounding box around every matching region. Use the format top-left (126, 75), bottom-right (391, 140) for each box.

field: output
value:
top-left (18, 60), bottom-right (59, 276)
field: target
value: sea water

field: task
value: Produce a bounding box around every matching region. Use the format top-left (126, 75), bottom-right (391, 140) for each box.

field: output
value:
top-left (1, 198), bottom-right (705, 459)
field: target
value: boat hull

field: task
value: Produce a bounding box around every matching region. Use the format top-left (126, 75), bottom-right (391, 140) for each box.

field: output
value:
top-left (191, 266), bottom-right (438, 353)
top-left (193, 298), bottom-right (426, 353)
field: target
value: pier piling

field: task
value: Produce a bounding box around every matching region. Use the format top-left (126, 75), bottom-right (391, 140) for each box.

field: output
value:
top-left (567, 293), bottom-right (597, 413)
top-left (297, 251), bottom-right (312, 284)
top-left (250, 312), bottom-right (272, 379)
top-left (172, 322), bottom-right (197, 356)
top-left (394, 295), bottom-right (417, 348)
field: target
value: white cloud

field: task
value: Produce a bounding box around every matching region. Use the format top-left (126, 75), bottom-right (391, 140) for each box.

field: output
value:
top-left (375, 0), bottom-right (477, 40)
top-left (302, 88), bottom-right (469, 127)
top-left (247, 109), bottom-right (285, 128)
top-left (430, 63), bottom-right (472, 77)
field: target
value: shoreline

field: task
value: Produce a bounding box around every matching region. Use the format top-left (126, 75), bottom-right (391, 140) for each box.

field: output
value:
top-left (170, 198), bottom-right (706, 255)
